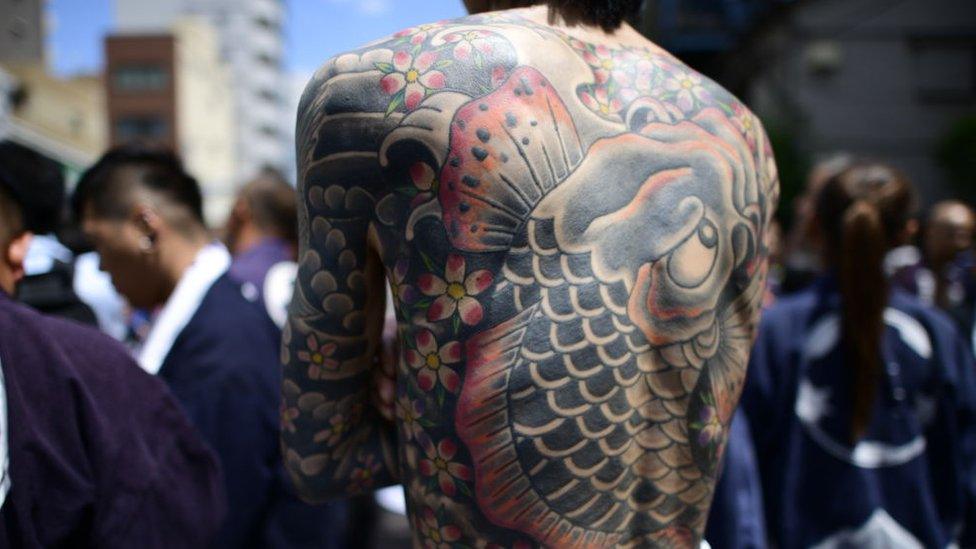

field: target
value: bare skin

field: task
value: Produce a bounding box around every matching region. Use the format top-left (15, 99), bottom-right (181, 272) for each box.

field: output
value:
top-left (282, 7), bottom-right (779, 547)
top-left (925, 200), bottom-right (975, 308)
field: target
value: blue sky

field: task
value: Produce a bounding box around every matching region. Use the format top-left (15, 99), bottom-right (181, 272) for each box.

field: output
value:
top-left (48, 0), bottom-right (469, 77)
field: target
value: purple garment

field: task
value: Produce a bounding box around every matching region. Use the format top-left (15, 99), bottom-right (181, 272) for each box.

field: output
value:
top-left (228, 238), bottom-right (293, 294)
top-left (0, 290), bottom-right (225, 548)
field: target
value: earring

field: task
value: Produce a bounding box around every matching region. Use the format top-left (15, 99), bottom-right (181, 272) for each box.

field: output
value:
top-left (139, 235), bottom-right (153, 252)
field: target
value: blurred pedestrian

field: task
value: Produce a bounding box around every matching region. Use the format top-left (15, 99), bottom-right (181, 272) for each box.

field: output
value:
top-left (742, 162), bottom-right (976, 547)
top-left (0, 141), bottom-right (98, 326)
top-left (780, 154), bottom-right (855, 294)
top-left (224, 170), bottom-right (298, 328)
top-left (73, 145), bottom-right (345, 549)
top-left (0, 155), bottom-right (225, 547)
top-left (889, 200), bottom-right (975, 308)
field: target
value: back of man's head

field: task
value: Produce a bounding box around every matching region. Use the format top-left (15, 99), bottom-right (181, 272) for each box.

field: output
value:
top-left (466, 0), bottom-right (642, 31)
top-left (924, 199), bottom-right (975, 265)
top-left (239, 171), bottom-right (297, 244)
top-left (0, 141), bottom-right (65, 235)
top-left (73, 144), bottom-right (205, 233)
top-left (0, 173), bottom-right (30, 295)
top-left (0, 184), bottom-right (24, 250)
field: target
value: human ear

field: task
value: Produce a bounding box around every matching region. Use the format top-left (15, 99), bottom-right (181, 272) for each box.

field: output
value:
top-left (131, 205), bottom-right (162, 252)
top-left (5, 231), bottom-right (33, 286)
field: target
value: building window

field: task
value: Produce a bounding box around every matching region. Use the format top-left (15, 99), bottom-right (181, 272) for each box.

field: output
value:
top-left (115, 116), bottom-right (168, 141)
top-left (257, 88), bottom-right (278, 103)
top-left (256, 52), bottom-right (278, 67)
top-left (259, 125), bottom-right (278, 138)
top-left (255, 16), bottom-right (277, 31)
top-left (7, 17), bottom-right (28, 41)
top-left (911, 37), bottom-right (976, 103)
top-left (69, 114), bottom-right (84, 137)
top-left (112, 65), bottom-right (168, 92)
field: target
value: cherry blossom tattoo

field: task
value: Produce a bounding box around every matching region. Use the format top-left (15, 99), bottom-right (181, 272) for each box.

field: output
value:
top-left (283, 9), bottom-right (778, 548)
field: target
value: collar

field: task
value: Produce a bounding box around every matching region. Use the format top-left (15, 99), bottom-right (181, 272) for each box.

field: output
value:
top-left (24, 234), bottom-right (73, 276)
top-left (137, 242), bottom-right (231, 375)
top-left (883, 245), bottom-right (922, 276)
top-left (0, 354), bottom-right (9, 508)
top-left (0, 293), bottom-right (11, 506)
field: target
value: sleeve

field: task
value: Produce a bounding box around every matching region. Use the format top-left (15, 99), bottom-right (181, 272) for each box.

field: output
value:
top-left (918, 314), bottom-right (976, 548)
top-left (216, 371), bottom-right (281, 547)
top-left (738, 305), bottom-right (798, 546)
top-left (86, 352), bottom-right (226, 548)
top-left (704, 409), bottom-right (768, 549)
top-left (172, 356), bottom-right (279, 548)
top-left (740, 309), bottom-right (789, 456)
top-left (174, 315), bottom-right (347, 548)
top-left (945, 331), bottom-right (976, 547)
top-left (210, 365), bottom-right (350, 548)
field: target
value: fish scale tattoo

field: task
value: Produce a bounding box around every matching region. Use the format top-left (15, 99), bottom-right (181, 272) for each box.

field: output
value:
top-left (282, 10), bottom-right (779, 548)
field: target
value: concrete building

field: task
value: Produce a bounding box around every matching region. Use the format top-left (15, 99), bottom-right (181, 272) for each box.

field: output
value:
top-left (740, 0), bottom-right (975, 204)
top-left (114, 0), bottom-right (290, 184)
top-left (0, 0), bottom-right (106, 178)
top-left (0, 0), bottom-right (44, 64)
top-left (0, 63), bottom-right (108, 179)
top-left (104, 18), bottom-right (236, 224)
top-left (104, 34), bottom-right (178, 150)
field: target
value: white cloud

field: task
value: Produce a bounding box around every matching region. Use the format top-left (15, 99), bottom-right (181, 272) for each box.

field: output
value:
top-left (358, 0), bottom-right (392, 16)
top-left (325, 0), bottom-right (393, 17)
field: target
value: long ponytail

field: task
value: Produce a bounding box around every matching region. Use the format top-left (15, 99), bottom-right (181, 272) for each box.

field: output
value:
top-left (838, 201), bottom-right (888, 440)
top-left (816, 163), bottom-right (915, 442)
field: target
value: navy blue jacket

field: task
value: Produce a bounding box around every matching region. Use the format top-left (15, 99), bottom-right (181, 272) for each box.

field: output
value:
top-left (159, 275), bottom-right (343, 548)
top-left (0, 290), bottom-right (224, 547)
top-left (742, 278), bottom-right (976, 548)
top-left (705, 408), bottom-right (767, 549)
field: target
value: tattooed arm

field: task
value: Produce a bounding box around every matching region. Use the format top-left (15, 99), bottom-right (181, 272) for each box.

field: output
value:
top-left (280, 67), bottom-right (399, 501)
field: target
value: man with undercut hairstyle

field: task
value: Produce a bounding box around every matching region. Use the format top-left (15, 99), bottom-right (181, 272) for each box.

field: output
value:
top-left (0, 151), bottom-right (225, 547)
top-left (74, 145), bottom-right (345, 548)
top-left (283, 0), bottom-right (779, 546)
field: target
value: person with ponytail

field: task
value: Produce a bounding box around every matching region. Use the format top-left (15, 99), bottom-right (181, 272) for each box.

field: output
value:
top-left (741, 162), bottom-right (976, 548)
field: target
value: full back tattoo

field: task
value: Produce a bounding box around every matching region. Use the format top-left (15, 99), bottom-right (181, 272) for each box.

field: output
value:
top-left (282, 10), bottom-right (779, 548)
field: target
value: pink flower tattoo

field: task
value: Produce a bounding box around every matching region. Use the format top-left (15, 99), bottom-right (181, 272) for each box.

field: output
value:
top-left (418, 436), bottom-right (472, 497)
top-left (417, 254), bottom-right (492, 325)
top-left (297, 334), bottom-right (339, 380)
top-left (378, 50), bottom-right (446, 111)
top-left (405, 329), bottom-right (461, 393)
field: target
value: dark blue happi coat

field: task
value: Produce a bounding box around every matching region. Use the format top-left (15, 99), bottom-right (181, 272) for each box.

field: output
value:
top-left (159, 274), bottom-right (344, 548)
top-left (0, 290), bottom-right (225, 547)
top-left (742, 277), bottom-right (976, 548)
top-left (705, 408), bottom-right (768, 549)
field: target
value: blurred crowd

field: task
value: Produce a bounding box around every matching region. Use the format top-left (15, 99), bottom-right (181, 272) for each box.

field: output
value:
top-left (0, 144), bottom-right (974, 546)
top-left (707, 156), bottom-right (976, 548)
top-left (0, 141), bottom-right (351, 547)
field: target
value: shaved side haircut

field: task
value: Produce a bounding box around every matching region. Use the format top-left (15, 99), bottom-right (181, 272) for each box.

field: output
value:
top-left (73, 145), bottom-right (205, 230)
top-left (0, 184), bottom-right (24, 248)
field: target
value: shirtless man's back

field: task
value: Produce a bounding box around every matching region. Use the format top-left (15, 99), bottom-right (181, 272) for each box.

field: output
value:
top-left (282, 2), bottom-right (779, 546)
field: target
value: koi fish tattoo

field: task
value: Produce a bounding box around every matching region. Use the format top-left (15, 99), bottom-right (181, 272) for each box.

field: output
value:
top-left (282, 10), bottom-right (778, 548)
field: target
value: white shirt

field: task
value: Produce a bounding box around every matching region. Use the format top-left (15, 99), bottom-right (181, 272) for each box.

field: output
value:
top-left (137, 243), bottom-right (231, 375)
top-left (0, 355), bottom-right (9, 507)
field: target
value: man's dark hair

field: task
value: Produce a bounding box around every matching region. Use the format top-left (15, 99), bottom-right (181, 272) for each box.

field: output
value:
top-left (0, 184), bottom-right (24, 247)
top-left (240, 170), bottom-right (298, 245)
top-left (492, 0), bottom-right (643, 31)
top-left (73, 144), bottom-right (205, 226)
top-left (0, 141), bottom-right (65, 234)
